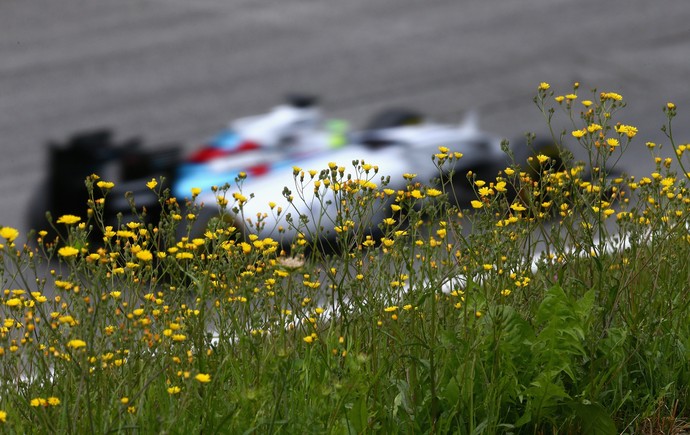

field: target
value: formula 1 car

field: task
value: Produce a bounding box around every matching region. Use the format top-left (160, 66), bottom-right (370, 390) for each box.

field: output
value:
top-left (28, 95), bottom-right (560, 245)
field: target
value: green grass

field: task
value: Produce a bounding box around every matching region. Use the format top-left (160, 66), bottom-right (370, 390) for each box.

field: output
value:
top-left (0, 83), bottom-right (689, 433)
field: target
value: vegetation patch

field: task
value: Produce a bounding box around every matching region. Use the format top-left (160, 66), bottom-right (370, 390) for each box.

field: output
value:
top-left (1, 83), bottom-right (689, 433)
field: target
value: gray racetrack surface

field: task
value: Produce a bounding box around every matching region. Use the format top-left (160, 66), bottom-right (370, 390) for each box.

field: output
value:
top-left (2, 0), bottom-right (689, 234)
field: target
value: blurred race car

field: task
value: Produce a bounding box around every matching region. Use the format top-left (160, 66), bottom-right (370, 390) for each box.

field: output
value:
top-left (28, 95), bottom-right (558, 244)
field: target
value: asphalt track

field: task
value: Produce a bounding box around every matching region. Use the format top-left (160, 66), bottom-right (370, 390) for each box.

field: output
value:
top-left (2, 0), bottom-right (690, 235)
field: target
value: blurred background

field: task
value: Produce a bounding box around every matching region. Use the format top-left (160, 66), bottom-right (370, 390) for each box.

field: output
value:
top-left (2, 0), bottom-right (689, 234)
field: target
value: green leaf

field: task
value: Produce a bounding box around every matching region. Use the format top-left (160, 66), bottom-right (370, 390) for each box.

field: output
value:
top-left (569, 400), bottom-right (617, 435)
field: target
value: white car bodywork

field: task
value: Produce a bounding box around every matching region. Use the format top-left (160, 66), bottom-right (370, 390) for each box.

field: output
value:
top-left (177, 100), bottom-right (512, 242)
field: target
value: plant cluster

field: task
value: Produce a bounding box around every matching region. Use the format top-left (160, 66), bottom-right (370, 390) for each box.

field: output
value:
top-left (0, 84), bottom-right (689, 433)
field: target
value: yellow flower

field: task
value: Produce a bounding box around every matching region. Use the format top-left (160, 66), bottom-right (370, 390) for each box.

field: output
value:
top-left (538, 82), bottom-right (550, 90)
top-left (565, 93), bottom-right (577, 100)
top-left (0, 410), bottom-right (6, 423)
top-left (536, 154), bottom-right (550, 164)
top-left (146, 179), bottom-right (158, 189)
top-left (667, 102), bottom-right (676, 110)
top-left (56, 215), bottom-right (81, 225)
top-left (58, 246), bottom-right (80, 258)
top-left (136, 250), bottom-right (153, 262)
top-left (0, 227), bottom-right (19, 242)
top-left (121, 397), bottom-right (129, 405)
top-left (426, 188), bottom-right (442, 197)
top-left (47, 397), bottom-right (60, 406)
top-left (303, 335), bottom-right (314, 344)
top-left (606, 138), bottom-right (619, 147)
top-left (384, 306), bottom-right (398, 312)
top-left (167, 386), bottom-right (181, 395)
top-left (97, 181), bottom-right (115, 189)
top-left (601, 92), bottom-right (623, 101)
top-left (555, 96), bottom-right (565, 103)
top-left (195, 373), bottom-right (211, 383)
top-left (191, 187), bottom-right (201, 196)
top-left (615, 124), bottom-right (638, 138)
top-left (510, 203), bottom-right (527, 212)
top-left (571, 129), bottom-right (586, 138)
top-left (31, 398), bottom-right (46, 407)
top-left (587, 123), bottom-right (602, 133)
top-left (478, 187), bottom-right (493, 197)
top-left (471, 200), bottom-right (483, 209)
top-left (67, 339), bottom-right (87, 349)
top-left (495, 181), bottom-right (507, 193)
top-left (582, 100), bottom-right (593, 107)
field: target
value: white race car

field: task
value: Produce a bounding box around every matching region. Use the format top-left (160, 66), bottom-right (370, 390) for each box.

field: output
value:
top-left (30, 95), bottom-right (558, 246)
top-left (176, 95), bottom-right (557, 244)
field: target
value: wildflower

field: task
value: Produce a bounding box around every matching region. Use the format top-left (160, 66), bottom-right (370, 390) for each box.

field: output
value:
top-left (582, 100), bottom-right (593, 107)
top-left (167, 386), bottom-right (181, 395)
top-left (47, 397), bottom-right (60, 406)
top-left (0, 410), bottom-right (6, 423)
top-left (136, 250), bottom-right (153, 262)
top-left (97, 181), bottom-right (115, 189)
top-left (538, 82), bottom-right (550, 90)
top-left (565, 93), bottom-right (577, 100)
top-left (384, 306), bottom-right (398, 312)
top-left (410, 189), bottom-right (424, 199)
top-left (536, 154), bottom-right (550, 164)
top-left (195, 373), bottom-right (211, 383)
top-left (555, 96), bottom-right (565, 103)
top-left (146, 179), bottom-right (158, 189)
top-left (587, 123), bottom-right (602, 133)
top-left (615, 124), bottom-right (638, 138)
top-left (31, 398), bottom-right (47, 407)
top-left (478, 187), bottom-right (493, 197)
top-left (606, 138), bottom-right (620, 147)
top-left (67, 339), bottom-right (87, 349)
top-left (120, 397), bottom-right (129, 405)
top-left (0, 227), bottom-right (18, 242)
top-left (402, 173), bottom-right (416, 180)
top-left (303, 335), bottom-right (314, 344)
top-left (667, 102), bottom-right (676, 110)
top-left (56, 215), bottom-right (81, 225)
top-left (471, 200), bottom-right (483, 209)
top-left (4, 295), bottom-right (25, 307)
top-left (571, 129), bottom-right (586, 138)
top-left (58, 246), bottom-right (79, 258)
top-left (510, 203), bottom-right (527, 212)
top-left (426, 188), bottom-right (442, 197)
top-left (601, 92), bottom-right (623, 101)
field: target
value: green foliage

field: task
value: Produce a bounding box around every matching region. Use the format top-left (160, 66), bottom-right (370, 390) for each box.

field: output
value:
top-left (0, 84), bottom-right (689, 433)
